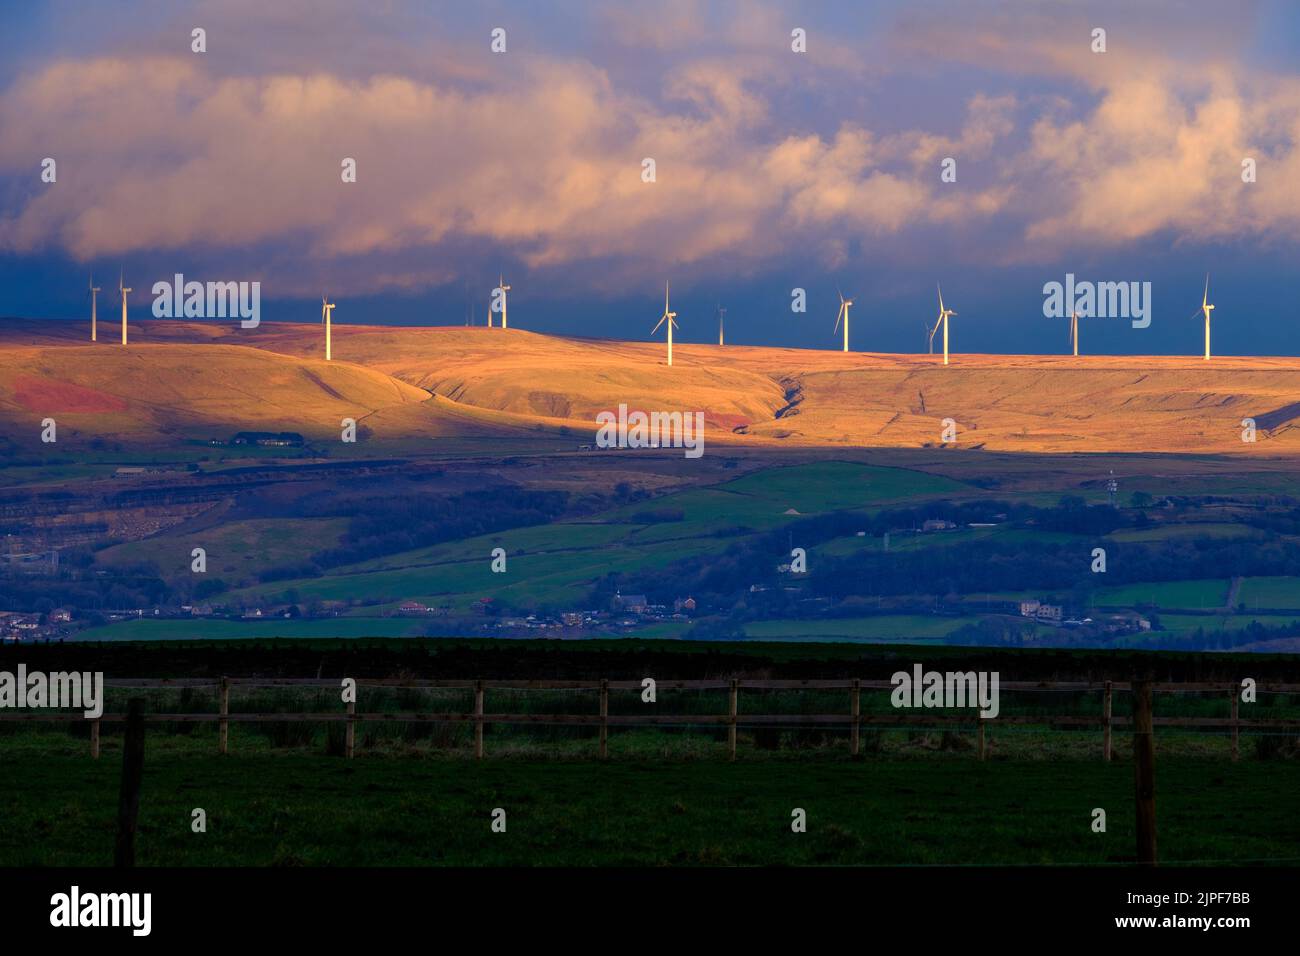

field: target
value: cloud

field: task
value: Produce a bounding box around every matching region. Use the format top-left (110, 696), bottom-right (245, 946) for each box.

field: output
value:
top-left (0, 0), bottom-right (1298, 297)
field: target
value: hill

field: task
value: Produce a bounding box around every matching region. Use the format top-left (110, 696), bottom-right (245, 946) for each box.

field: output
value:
top-left (1, 318), bottom-right (1298, 453)
top-left (0, 340), bottom-right (539, 447)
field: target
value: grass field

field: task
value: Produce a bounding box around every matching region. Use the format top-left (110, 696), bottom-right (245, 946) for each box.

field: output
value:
top-left (218, 460), bottom-right (971, 611)
top-left (1106, 522), bottom-right (1258, 543)
top-left (1237, 576), bottom-right (1300, 609)
top-left (76, 617), bottom-right (430, 640)
top-left (98, 517), bottom-right (350, 582)
top-left (740, 616), bottom-right (964, 642)
top-left (4, 753), bottom-right (1296, 866)
top-left (1093, 579), bottom-right (1230, 610)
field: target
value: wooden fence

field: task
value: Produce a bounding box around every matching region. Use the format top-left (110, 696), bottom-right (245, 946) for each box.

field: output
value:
top-left (4, 676), bottom-right (1299, 763)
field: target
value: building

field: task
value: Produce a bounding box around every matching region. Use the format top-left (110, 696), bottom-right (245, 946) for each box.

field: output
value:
top-left (922, 519), bottom-right (957, 532)
top-left (397, 600), bottom-right (428, 615)
top-left (613, 592), bottom-right (648, 613)
top-left (48, 608), bottom-right (72, 623)
top-left (674, 596), bottom-right (696, 613)
top-left (1019, 600), bottom-right (1041, 618)
top-left (1035, 604), bottom-right (1063, 624)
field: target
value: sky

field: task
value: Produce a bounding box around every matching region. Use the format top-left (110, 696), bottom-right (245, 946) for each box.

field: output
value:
top-left (1, 0), bottom-right (1299, 355)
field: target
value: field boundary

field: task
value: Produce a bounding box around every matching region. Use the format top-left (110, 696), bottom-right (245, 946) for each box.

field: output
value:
top-left (5, 677), bottom-right (1298, 762)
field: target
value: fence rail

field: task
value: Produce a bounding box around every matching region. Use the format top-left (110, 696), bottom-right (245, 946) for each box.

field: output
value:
top-left (4, 677), bottom-right (1299, 762)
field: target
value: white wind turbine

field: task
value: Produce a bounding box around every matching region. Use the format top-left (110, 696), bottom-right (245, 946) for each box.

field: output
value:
top-left (321, 295), bottom-right (336, 361)
top-left (1198, 273), bottom-right (1215, 360)
top-left (717, 304), bottom-right (726, 346)
top-left (118, 270), bottom-right (131, 345)
top-left (1068, 309), bottom-right (1080, 357)
top-left (498, 274), bottom-right (511, 330)
top-left (833, 288), bottom-right (853, 352)
top-left (88, 274), bottom-right (101, 342)
top-left (932, 284), bottom-right (957, 365)
top-left (652, 281), bottom-right (679, 366)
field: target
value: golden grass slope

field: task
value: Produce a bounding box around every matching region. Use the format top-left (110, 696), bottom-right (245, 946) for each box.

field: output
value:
top-left (0, 342), bottom-right (469, 445)
top-left (0, 319), bottom-right (1297, 454)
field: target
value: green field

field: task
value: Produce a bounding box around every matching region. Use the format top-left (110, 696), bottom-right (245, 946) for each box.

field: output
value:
top-left (77, 617), bottom-right (429, 641)
top-left (1106, 522), bottom-right (1257, 544)
top-left (218, 461), bottom-right (971, 610)
top-left (741, 616), bottom-right (964, 642)
top-left (4, 754), bottom-right (1295, 866)
top-left (98, 517), bottom-right (350, 582)
top-left (1093, 579), bottom-right (1230, 610)
top-left (1237, 576), bottom-right (1300, 610)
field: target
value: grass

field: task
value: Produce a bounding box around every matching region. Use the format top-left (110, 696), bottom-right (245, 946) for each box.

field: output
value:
top-left (741, 616), bottom-right (964, 642)
top-left (1093, 579), bottom-right (1230, 610)
top-left (1107, 522), bottom-right (1257, 543)
top-left (77, 617), bottom-right (429, 641)
top-left (97, 517), bottom-right (349, 582)
top-left (4, 751), bottom-right (1296, 866)
top-left (1237, 576), bottom-right (1300, 610)
top-left (218, 460), bottom-right (968, 612)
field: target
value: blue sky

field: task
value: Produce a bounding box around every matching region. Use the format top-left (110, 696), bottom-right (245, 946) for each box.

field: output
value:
top-left (1, 0), bottom-right (1299, 355)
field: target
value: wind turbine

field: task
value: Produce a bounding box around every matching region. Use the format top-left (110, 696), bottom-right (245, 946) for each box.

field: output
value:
top-left (1199, 273), bottom-right (1215, 360)
top-left (933, 284), bottom-right (957, 365)
top-left (1068, 310), bottom-right (1080, 357)
top-left (833, 288), bottom-right (853, 352)
top-left (321, 295), bottom-right (336, 361)
top-left (118, 270), bottom-right (131, 345)
top-left (717, 304), bottom-right (726, 346)
top-left (652, 281), bottom-right (679, 366)
top-left (498, 274), bottom-right (511, 330)
top-left (88, 274), bottom-right (101, 342)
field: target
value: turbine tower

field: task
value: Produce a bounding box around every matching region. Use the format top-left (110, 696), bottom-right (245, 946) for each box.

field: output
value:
top-left (833, 288), bottom-right (853, 352)
top-left (652, 281), bottom-right (679, 366)
top-left (717, 304), bottom-right (726, 346)
top-left (1068, 310), bottom-right (1080, 357)
top-left (321, 295), bottom-right (336, 361)
top-left (498, 274), bottom-right (511, 330)
top-left (933, 284), bottom-right (957, 365)
top-left (1200, 273), bottom-right (1215, 360)
top-left (118, 270), bottom-right (131, 345)
top-left (88, 275), bottom-right (101, 342)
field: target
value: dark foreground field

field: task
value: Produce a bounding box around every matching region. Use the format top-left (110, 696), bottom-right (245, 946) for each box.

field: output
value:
top-left (5, 753), bottom-right (1298, 867)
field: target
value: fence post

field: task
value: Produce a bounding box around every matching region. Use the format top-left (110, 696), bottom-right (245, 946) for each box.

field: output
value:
top-left (1132, 680), bottom-right (1157, 867)
top-left (598, 679), bottom-right (609, 759)
top-left (728, 679), bottom-right (738, 761)
top-left (474, 680), bottom-right (484, 760)
top-left (977, 719), bottom-right (986, 761)
top-left (1102, 680), bottom-right (1112, 762)
top-left (90, 718), bottom-right (101, 759)
top-left (345, 695), bottom-right (356, 759)
top-left (114, 698), bottom-right (146, 868)
top-left (1230, 687), bottom-right (1239, 762)
top-left (850, 679), bottom-right (860, 757)
top-left (218, 677), bottom-right (230, 755)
